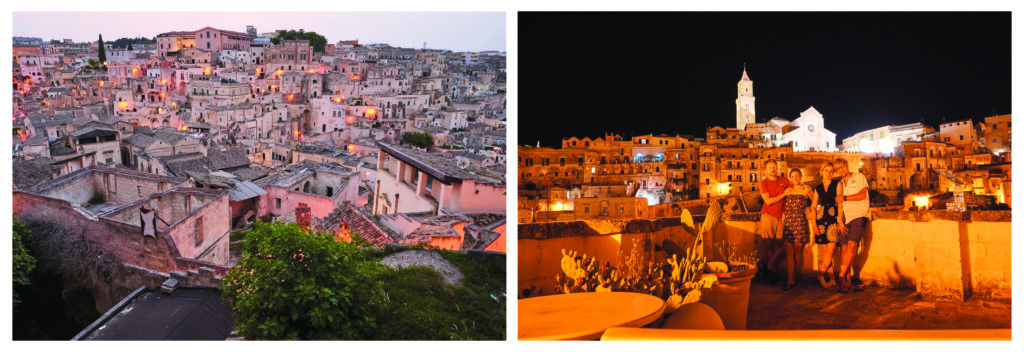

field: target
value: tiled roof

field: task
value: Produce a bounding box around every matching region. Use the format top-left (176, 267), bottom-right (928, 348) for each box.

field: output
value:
top-left (13, 157), bottom-right (59, 190)
top-left (208, 147), bottom-right (250, 171)
top-left (123, 133), bottom-right (157, 148)
top-left (314, 204), bottom-right (397, 246)
top-left (133, 126), bottom-right (155, 136)
top-left (230, 165), bottom-right (268, 181)
top-left (70, 127), bottom-right (118, 139)
top-left (153, 129), bottom-right (187, 144)
top-left (377, 142), bottom-right (502, 184)
top-left (48, 140), bottom-right (75, 156)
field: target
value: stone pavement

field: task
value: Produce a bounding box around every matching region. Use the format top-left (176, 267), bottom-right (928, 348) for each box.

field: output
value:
top-left (745, 281), bottom-right (1012, 330)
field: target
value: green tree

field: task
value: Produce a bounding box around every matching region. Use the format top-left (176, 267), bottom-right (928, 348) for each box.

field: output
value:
top-left (12, 218), bottom-right (36, 309)
top-left (97, 34), bottom-right (107, 68)
top-left (126, 43), bottom-right (133, 50)
top-left (401, 131), bottom-right (434, 149)
top-left (220, 222), bottom-right (381, 340)
top-left (270, 29), bottom-right (328, 53)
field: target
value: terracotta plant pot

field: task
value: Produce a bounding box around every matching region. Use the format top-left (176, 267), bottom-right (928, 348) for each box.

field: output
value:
top-left (700, 264), bottom-right (757, 330)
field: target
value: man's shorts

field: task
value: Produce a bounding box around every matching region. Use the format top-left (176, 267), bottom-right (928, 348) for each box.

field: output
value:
top-left (759, 213), bottom-right (784, 244)
top-left (844, 217), bottom-right (869, 244)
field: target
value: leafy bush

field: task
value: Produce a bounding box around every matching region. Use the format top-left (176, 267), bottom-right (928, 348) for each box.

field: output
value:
top-left (13, 218), bottom-right (36, 309)
top-left (87, 191), bottom-right (105, 205)
top-left (221, 222), bottom-right (506, 340)
top-left (221, 222), bottom-right (380, 340)
top-left (401, 131), bottom-right (434, 149)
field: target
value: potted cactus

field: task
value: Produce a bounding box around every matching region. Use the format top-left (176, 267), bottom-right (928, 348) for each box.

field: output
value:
top-left (682, 200), bottom-right (759, 330)
top-left (553, 203), bottom-right (723, 318)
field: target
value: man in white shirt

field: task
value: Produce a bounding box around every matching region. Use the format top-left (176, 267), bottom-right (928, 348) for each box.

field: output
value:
top-left (836, 158), bottom-right (869, 293)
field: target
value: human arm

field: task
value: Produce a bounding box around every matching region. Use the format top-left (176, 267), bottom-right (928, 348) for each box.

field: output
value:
top-left (836, 182), bottom-right (848, 234)
top-left (760, 182), bottom-right (789, 206)
top-left (844, 174), bottom-right (868, 201)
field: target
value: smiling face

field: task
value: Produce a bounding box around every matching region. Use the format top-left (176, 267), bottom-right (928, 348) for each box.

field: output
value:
top-left (764, 161), bottom-right (778, 179)
top-left (821, 165), bottom-right (834, 181)
top-left (790, 169), bottom-right (803, 185)
top-left (835, 162), bottom-right (849, 178)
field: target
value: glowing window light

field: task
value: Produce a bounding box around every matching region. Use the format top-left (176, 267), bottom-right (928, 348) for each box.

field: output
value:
top-left (859, 138), bottom-right (875, 153)
top-left (878, 138), bottom-right (894, 155)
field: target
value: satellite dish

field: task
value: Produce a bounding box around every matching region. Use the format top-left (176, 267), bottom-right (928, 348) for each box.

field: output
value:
top-left (456, 156), bottom-right (470, 169)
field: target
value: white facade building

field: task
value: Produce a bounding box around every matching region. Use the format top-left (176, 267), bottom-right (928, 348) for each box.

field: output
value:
top-left (780, 106), bottom-right (838, 152)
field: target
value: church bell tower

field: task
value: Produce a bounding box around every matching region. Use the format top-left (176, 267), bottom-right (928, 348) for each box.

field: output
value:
top-left (736, 66), bottom-right (756, 130)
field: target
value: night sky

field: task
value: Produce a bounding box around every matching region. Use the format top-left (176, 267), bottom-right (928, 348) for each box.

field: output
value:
top-left (518, 12), bottom-right (1011, 147)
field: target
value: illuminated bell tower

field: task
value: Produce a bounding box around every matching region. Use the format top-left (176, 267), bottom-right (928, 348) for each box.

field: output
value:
top-left (736, 66), bottom-right (756, 130)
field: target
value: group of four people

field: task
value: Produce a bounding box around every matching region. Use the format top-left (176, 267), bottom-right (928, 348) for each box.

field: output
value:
top-left (758, 158), bottom-right (870, 293)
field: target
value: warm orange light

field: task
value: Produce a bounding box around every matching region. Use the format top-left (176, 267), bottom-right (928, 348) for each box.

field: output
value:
top-left (98, 80), bottom-right (105, 87)
top-left (914, 196), bottom-right (930, 209)
top-left (204, 67), bottom-right (211, 74)
top-left (275, 69), bottom-right (284, 76)
top-left (161, 79), bottom-right (167, 84)
top-left (119, 101), bottom-right (129, 108)
top-left (366, 108), bottom-right (376, 115)
top-left (294, 130), bottom-right (301, 137)
top-left (287, 94), bottom-right (295, 102)
top-left (351, 75), bottom-right (359, 80)
top-left (307, 69), bottom-right (315, 73)
top-left (345, 116), bottom-right (354, 124)
top-left (348, 144), bottom-right (356, 152)
top-left (160, 92), bottom-right (166, 98)
top-left (181, 125), bottom-right (188, 131)
top-left (334, 97), bottom-right (342, 103)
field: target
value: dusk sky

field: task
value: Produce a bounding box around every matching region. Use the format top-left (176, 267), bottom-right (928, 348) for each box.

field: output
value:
top-left (12, 12), bottom-right (505, 52)
top-left (519, 12), bottom-right (1012, 148)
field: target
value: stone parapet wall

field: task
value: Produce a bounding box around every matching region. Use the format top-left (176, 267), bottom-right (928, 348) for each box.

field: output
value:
top-left (519, 210), bottom-right (1010, 301)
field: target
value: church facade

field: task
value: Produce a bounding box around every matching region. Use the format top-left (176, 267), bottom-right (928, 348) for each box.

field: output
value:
top-left (734, 68), bottom-right (837, 152)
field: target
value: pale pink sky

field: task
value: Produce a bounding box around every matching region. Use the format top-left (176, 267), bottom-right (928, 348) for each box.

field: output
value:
top-left (13, 12), bottom-right (505, 52)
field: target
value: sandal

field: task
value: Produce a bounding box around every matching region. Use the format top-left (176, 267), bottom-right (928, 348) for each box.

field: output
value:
top-left (818, 275), bottom-right (829, 288)
top-left (853, 284), bottom-right (865, 292)
top-left (783, 283), bottom-right (796, 291)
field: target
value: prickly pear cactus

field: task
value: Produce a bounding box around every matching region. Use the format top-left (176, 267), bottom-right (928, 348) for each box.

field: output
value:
top-left (551, 200), bottom-right (727, 313)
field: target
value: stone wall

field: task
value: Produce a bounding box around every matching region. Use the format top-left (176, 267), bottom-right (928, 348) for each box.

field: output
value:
top-left (518, 210), bottom-right (1011, 301)
top-left (518, 218), bottom-right (697, 297)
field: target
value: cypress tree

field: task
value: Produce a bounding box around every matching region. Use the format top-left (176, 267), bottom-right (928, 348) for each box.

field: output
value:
top-left (97, 34), bottom-right (107, 69)
top-left (127, 43), bottom-right (133, 50)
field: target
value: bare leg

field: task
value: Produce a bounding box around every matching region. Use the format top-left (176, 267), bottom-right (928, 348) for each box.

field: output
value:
top-left (767, 245), bottom-right (784, 272)
top-left (839, 240), bottom-right (858, 291)
top-left (820, 242), bottom-right (836, 284)
top-left (794, 243), bottom-right (806, 284)
top-left (784, 242), bottom-right (796, 285)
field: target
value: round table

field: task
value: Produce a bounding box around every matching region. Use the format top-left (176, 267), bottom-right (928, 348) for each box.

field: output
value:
top-left (518, 291), bottom-right (666, 340)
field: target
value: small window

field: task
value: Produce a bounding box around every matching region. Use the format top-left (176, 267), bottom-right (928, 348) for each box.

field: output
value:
top-left (276, 198), bottom-right (282, 208)
top-left (194, 216), bottom-right (204, 245)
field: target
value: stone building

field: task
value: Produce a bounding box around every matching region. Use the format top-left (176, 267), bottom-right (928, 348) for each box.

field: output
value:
top-left (375, 142), bottom-right (505, 215)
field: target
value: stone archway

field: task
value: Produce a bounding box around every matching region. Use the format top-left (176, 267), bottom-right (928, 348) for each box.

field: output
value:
top-left (909, 173), bottom-right (928, 191)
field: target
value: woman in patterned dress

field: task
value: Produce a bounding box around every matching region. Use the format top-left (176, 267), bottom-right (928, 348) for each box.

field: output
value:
top-left (811, 161), bottom-right (844, 289)
top-left (781, 168), bottom-right (813, 291)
